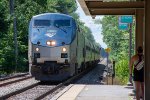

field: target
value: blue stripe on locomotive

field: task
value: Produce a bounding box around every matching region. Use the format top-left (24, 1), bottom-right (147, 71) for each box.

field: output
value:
top-left (29, 13), bottom-right (77, 47)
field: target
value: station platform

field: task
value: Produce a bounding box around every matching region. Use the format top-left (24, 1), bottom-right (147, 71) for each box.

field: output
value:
top-left (51, 84), bottom-right (135, 100)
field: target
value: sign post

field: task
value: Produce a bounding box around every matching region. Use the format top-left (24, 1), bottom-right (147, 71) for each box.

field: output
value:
top-left (105, 48), bottom-right (111, 85)
top-left (118, 15), bottom-right (133, 68)
top-left (119, 16), bottom-right (133, 86)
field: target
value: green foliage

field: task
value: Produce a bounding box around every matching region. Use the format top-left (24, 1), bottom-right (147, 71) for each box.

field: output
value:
top-left (47, 0), bottom-right (77, 14)
top-left (97, 16), bottom-right (135, 61)
top-left (115, 56), bottom-right (129, 84)
top-left (95, 15), bottom-right (135, 84)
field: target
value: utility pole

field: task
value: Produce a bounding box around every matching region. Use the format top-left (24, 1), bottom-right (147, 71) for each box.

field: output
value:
top-left (10, 0), bottom-right (18, 72)
top-left (129, 23), bottom-right (132, 65)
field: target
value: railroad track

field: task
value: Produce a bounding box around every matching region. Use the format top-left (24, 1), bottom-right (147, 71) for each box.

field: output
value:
top-left (0, 66), bottom-right (94, 100)
top-left (0, 73), bottom-right (29, 81)
top-left (0, 77), bottom-right (39, 99)
top-left (0, 75), bottom-right (32, 87)
top-left (6, 83), bottom-right (63, 100)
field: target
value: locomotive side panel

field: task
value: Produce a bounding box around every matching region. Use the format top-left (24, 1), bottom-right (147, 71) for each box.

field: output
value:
top-left (69, 35), bottom-right (77, 76)
top-left (76, 31), bottom-right (85, 71)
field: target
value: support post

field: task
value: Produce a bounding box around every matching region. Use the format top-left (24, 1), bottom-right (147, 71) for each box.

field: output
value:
top-left (107, 52), bottom-right (108, 85)
top-left (112, 61), bottom-right (115, 85)
top-left (145, 0), bottom-right (150, 100)
top-left (135, 9), bottom-right (144, 52)
top-left (129, 23), bottom-right (132, 66)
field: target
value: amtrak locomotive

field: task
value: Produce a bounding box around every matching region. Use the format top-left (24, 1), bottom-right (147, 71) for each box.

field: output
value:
top-left (28, 13), bottom-right (100, 81)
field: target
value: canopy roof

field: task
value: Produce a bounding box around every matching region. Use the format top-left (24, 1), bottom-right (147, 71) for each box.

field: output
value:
top-left (78, 0), bottom-right (144, 17)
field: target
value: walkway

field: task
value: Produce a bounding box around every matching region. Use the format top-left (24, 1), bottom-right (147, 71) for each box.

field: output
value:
top-left (51, 84), bottom-right (134, 100)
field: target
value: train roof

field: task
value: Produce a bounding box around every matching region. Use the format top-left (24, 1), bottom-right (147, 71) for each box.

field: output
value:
top-left (32, 13), bottom-right (73, 19)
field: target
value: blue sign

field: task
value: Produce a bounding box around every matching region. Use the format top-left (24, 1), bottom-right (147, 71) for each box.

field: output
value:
top-left (118, 23), bottom-right (128, 30)
top-left (119, 16), bottom-right (133, 23)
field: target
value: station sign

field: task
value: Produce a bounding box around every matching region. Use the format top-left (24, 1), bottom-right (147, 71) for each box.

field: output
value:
top-left (119, 16), bottom-right (133, 23)
top-left (118, 15), bottom-right (132, 30)
top-left (118, 23), bottom-right (128, 30)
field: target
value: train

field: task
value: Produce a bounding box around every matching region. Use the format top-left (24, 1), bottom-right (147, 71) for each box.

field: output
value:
top-left (28, 13), bottom-right (100, 81)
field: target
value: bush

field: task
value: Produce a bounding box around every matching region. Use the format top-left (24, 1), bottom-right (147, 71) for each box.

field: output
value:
top-left (115, 58), bottom-right (129, 85)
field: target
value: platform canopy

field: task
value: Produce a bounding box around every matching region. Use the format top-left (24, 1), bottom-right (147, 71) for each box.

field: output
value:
top-left (78, 0), bottom-right (144, 17)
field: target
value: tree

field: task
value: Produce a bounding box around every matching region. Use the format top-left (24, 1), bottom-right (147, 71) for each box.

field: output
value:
top-left (95, 15), bottom-right (135, 84)
top-left (95, 15), bottom-right (135, 61)
top-left (0, 0), bottom-right (48, 73)
top-left (47, 0), bottom-right (77, 14)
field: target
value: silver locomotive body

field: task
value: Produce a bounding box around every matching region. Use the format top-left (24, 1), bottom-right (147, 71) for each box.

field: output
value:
top-left (28, 13), bottom-right (100, 81)
top-left (28, 13), bottom-right (77, 81)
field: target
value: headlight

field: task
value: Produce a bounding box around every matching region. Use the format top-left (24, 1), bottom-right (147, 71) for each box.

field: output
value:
top-left (62, 47), bottom-right (67, 52)
top-left (51, 41), bottom-right (56, 45)
top-left (35, 48), bottom-right (39, 52)
top-left (46, 41), bottom-right (51, 45)
top-left (46, 41), bottom-right (56, 46)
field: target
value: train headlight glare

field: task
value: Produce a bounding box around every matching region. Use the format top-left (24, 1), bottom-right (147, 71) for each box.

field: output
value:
top-left (46, 41), bottom-right (51, 45)
top-left (62, 47), bottom-right (67, 52)
top-left (51, 41), bottom-right (56, 45)
top-left (35, 48), bottom-right (39, 52)
top-left (46, 41), bottom-right (56, 46)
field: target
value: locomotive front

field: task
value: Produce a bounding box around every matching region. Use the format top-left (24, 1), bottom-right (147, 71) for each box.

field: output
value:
top-left (28, 13), bottom-right (76, 81)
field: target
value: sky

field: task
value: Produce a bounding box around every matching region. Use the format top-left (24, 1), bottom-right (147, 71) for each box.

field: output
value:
top-left (75, 1), bottom-right (107, 48)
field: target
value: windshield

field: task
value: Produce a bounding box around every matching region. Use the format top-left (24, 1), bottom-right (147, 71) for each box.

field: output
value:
top-left (30, 19), bottom-right (74, 46)
top-left (54, 20), bottom-right (70, 27)
top-left (34, 20), bottom-right (51, 26)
